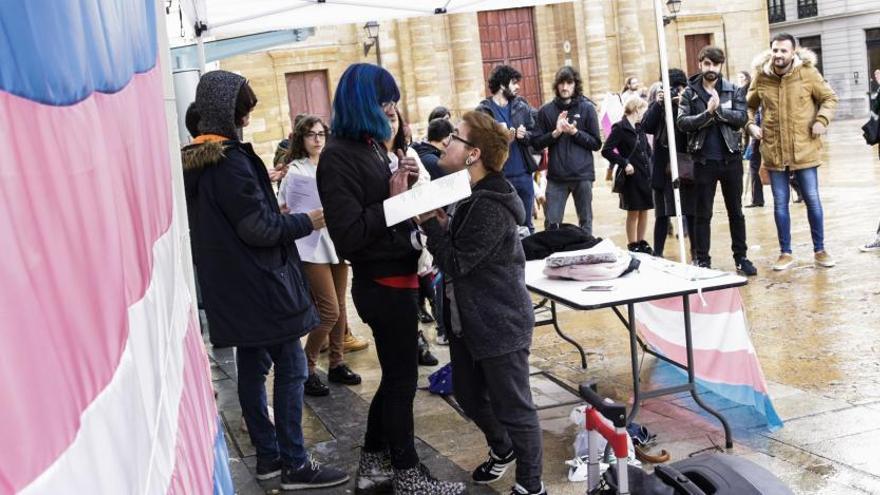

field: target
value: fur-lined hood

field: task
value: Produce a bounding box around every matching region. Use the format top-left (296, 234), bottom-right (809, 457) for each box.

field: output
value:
top-left (181, 141), bottom-right (226, 172)
top-left (752, 47), bottom-right (818, 77)
top-left (182, 140), bottom-right (229, 200)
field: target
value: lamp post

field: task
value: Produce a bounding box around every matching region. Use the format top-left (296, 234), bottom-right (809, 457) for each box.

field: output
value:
top-left (363, 21), bottom-right (381, 66)
top-left (663, 0), bottom-right (682, 25)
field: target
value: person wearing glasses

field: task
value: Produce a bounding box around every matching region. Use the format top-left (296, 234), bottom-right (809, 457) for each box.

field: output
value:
top-left (419, 111), bottom-right (545, 495)
top-left (277, 115), bottom-right (363, 398)
top-left (317, 64), bottom-right (466, 495)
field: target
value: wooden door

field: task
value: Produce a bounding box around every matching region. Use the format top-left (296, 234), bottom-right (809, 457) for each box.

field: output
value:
top-left (285, 70), bottom-right (331, 128)
top-left (478, 8), bottom-right (542, 108)
top-left (684, 33), bottom-right (714, 77)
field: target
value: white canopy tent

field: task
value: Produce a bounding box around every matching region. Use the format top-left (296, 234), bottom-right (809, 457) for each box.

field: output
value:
top-left (167, 0), bottom-right (689, 264)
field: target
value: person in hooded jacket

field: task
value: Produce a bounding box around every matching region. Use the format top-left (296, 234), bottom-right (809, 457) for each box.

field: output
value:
top-left (747, 33), bottom-right (839, 271)
top-left (533, 66), bottom-right (602, 235)
top-left (419, 111), bottom-right (544, 495)
top-left (182, 70), bottom-right (348, 490)
top-left (641, 68), bottom-right (696, 258)
top-left (316, 63), bottom-right (466, 495)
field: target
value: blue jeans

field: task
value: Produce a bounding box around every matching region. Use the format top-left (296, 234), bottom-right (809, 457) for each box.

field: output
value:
top-left (507, 173), bottom-right (535, 232)
top-left (769, 167), bottom-right (824, 253)
top-left (544, 179), bottom-right (594, 236)
top-left (237, 340), bottom-right (308, 467)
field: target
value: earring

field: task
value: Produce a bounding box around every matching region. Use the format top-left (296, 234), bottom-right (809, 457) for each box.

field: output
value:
top-left (465, 157), bottom-right (472, 166)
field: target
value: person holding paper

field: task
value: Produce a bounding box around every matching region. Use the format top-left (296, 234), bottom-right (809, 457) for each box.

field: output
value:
top-left (277, 115), bottom-right (363, 398)
top-left (419, 111), bottom-right (545, 495)
top-left (317, 63), bottom-right (466, 495)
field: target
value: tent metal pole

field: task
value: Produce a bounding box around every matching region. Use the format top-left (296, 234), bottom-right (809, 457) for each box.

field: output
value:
top-left (196, 34), bottom-right (207, 74)
top-left (653, 0), bottom-right (688, 265)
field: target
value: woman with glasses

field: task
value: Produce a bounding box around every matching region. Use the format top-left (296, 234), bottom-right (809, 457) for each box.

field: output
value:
top-left (278, 115), bottom-right (362, 397)
top-left (317, 64), bottom-right (465, 495)
top-left (420, 111), bottom-right (545, 495)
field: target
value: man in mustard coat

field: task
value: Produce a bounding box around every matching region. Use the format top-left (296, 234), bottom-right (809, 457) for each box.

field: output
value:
top-left (746, 33), bottom-right (838, 271)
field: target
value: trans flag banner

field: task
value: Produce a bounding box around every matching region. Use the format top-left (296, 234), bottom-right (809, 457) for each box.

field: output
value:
top-left (635, 289), bottom-right (784, 432)
top-left (0, 0), bottom-right (232, 493)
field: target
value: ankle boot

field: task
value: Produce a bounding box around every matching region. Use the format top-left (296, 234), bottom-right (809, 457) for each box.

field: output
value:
top-left (392, 464), bottom-right (466, 495)
top-left (418, 330), bottom-right (438, 366)
top-left (355, 450), bottom-right (393, 495)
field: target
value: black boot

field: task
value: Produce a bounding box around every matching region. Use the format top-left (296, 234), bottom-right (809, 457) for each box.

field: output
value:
top-left (417, 330), bottom-right (438, 366)
top-left (392, 464), bottom-right (466, 495)
top-left (637, 240), bottom-right (654, 255)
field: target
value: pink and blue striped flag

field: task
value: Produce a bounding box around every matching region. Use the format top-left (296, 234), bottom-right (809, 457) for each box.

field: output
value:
top-left (0, 0), bottom-right (233, 493)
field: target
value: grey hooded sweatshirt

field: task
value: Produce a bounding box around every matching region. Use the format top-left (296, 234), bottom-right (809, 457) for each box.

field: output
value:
top-left (424, 172), bottom-right (535, 360)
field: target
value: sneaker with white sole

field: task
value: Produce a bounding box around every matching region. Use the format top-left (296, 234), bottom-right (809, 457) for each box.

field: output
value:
top-left (510, 482), bottom-right (547, 495)
top-left (472, 449), bottom-right (516, 485)
top-left (772, 253), bottom-right (795, 271)
top-left (280, 456), bottom-right (349, 491)
top-left (814, 250), bottom-right (835, 268)
top-left (860, 237), bottom-right (880, 253)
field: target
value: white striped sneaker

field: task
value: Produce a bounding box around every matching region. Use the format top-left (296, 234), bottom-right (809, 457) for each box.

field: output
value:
top-left (472, 449), bottom-right (516, 484)
top-left (860, 236), bottom-right (880, 253)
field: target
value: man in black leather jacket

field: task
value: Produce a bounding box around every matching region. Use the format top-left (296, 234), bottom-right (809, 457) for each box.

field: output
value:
top-left (676, 46), bottom-right (757, 276)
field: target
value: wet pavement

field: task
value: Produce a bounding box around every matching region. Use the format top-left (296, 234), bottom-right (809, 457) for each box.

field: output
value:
top-left (214, 118), bottom-right (880, 494)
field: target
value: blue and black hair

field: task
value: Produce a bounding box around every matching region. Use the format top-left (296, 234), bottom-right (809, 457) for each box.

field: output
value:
top-left (331, 63), bottom-right (400, 142)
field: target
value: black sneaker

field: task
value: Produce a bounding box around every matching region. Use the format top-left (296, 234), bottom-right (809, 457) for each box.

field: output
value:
top-left (694, 257), bottom-right (712, 269)
top-left (637, 240), bottom-right (654, 255)
top-left (281, 456), bottom-right (349, 490)
top-left (735, 257), bottom-right (758, 276)
top-left (510, 482), bottom-right (547, 495)
top-left (627, 242), bottom-right (639, 252)
top-left (328, 364), bottom-right (362, 385)
top-left (472, 449), bottom-right (516, 485)
top-left (256, 457), bottom-right (282, 480)
top-left (304, 373), bottom-right (330, 397)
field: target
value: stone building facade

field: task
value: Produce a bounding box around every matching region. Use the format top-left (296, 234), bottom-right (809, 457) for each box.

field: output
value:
top-left (768, 0), bottom-right (880, 119)
top-left (219, 0), bottom-right (770, 164)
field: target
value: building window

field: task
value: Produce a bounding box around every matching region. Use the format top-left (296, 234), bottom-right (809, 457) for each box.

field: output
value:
top-left (797, 0), bottom-right (818, 19)
top-left (799, 35), bottom-right (823, 76)
top-left (768, 0), bottom-right (785, 23)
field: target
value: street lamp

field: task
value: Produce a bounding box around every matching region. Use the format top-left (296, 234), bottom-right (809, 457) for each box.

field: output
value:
top-left (663, 0), bottom-right (682, 25)
top-left (363, 21), bottom-right (381, 66)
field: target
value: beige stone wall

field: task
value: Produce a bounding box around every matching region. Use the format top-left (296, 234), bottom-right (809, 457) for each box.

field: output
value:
top-left (220, 0), bottom-right (769, 166)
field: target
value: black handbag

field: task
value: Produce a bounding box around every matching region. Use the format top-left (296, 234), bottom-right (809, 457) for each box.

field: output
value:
top-left (675, 152), bottom-right (695, 183)
top-left (862, 117), bottom-right (879, 145)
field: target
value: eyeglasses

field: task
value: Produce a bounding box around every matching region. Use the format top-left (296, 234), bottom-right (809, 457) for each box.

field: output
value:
top-left (381, 101), bottom-right (398, 111)
top-left (305, 132), bottom-right (326, 140)
top-left (445, 133), bottom-right (475, 148)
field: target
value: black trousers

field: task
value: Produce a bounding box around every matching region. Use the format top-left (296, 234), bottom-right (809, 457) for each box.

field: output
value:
top-left (351, 277), bottom-right (420, 469)
top-left (749, 145), bottom-right (764, 206)
top-left (450, 336), bottom-right (543, 492)
top-left (694, 158), bottom-right (748, 262)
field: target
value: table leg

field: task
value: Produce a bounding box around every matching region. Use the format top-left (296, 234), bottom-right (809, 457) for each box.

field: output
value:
top-left (626, 303), bottom-right (642, 424)
top-left (550, 301), bottom-right (587, 369)
top-left (682, 295), bottom-right (733, 449)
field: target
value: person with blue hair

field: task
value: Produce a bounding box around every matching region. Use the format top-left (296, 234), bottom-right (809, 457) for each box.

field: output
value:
top-left (316, 63), bottom-right (466, 495)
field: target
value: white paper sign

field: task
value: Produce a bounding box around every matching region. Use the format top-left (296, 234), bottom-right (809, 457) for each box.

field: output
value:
top-left (285, 175), bottom-right (322, 212)
top-left (284, 175), bottom-right (323, 259)
top-left (383, 169), bottom-right (472, 227)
